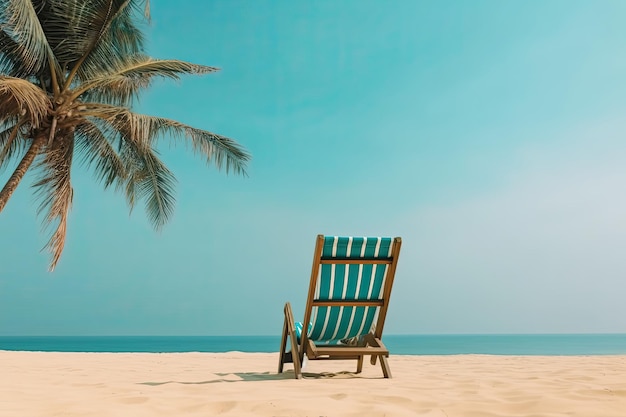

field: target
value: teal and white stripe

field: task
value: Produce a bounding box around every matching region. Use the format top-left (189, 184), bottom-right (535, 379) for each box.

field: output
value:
top-left (307, 236), bottom-right (394, 343)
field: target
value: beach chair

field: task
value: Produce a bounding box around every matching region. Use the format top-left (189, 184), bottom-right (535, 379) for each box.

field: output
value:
top-left (278, 235), bottom-right (402, 379)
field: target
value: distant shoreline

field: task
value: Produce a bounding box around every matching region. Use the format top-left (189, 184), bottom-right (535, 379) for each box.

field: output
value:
top-left (1, 334), bottom-right (625, 355)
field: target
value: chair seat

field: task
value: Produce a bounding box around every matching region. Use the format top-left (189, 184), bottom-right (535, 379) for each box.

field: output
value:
top-left (297, 321), bottom-right (370, 346)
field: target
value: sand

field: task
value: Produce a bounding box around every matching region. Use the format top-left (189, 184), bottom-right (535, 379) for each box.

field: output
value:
top-left (1, 351), bottom-right (625, 417)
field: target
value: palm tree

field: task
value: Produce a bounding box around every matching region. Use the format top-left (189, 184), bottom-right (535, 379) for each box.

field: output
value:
top-left (0, 0), bottom-right (249, 271)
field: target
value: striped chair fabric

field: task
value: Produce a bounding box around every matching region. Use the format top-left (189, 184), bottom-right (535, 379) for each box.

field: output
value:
top-left (304, 236), bottom-right (396, 343)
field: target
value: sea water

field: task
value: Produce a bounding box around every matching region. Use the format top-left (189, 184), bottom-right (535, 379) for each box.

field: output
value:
top-left (1, 334), bottom-right (625, 355)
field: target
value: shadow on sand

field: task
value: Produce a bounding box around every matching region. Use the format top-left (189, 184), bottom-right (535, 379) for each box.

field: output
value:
top-left (139, 370), bottom-right (367, 385)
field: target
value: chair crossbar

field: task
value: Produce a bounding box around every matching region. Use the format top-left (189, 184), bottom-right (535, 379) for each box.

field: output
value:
top-left (312, 299), bottom-right (384, 307)
top-left (320, 258), bottom-right (393, 265)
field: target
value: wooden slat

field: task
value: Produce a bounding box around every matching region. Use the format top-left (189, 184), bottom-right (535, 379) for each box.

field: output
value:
top-left (372, 237), bottom-right (402, 339)
top-left (307, 356), bottom-right (362, 361)
top-left (313, 346), bottom-right (389, 357)
top-left (312, 299), bottom-right (384, 307)
top-left (307, 339), bottom-right (318, 357)
top-left (320, 258), bottom-right (393, 265)
top-left (301, 235), bottom-right (325, 357)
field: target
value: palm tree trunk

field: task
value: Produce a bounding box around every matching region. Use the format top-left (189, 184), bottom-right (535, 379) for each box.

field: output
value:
top-left (0, 135), bottom-right (46, 213)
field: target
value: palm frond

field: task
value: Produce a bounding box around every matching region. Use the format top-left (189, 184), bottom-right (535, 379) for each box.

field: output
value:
top-left (0, 0), bottom-right (248, 270)
top-left (136, 150), bottom-right (175, 230)
top-left (75, 120), bottom-right (127, 188)
top-left (32, 133), bottom-right (74, 271)
top-left (142, 0), bottom-right (150, 20)
top-left (81, 103), bottom-right (249, 229)
top-left (0, 0), bottom-right (59, 76)
top-left (0, 120), bottom-right (29, 171)
top-left (76, 7), bottom-right (144, 81)
top-left (119, 140), bottom-right (176, 230)
top-left (34, 0), bottom-right (124, 66)
top-left (84, 105), bottom-right (249, 175)
top-left (0, 76), bottom-right (50, 124)
top-left (40, 0), bottom-right (148, 90)
top-left (71, 0), bottom-right (147, 84)
top-left (76, 105), bottom-right (178, 229)
top-left (117, 138), bottom-right (142, 211)
top-left (75, 55), bottom-right (219, 104)
top-left (0, 29), bottom-right (33, 77)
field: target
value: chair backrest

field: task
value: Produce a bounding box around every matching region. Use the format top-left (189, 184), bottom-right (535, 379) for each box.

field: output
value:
top-left (302, 235), bottom-right (402, 344)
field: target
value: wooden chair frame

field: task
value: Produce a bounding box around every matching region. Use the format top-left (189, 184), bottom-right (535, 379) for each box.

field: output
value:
top-left (278, 235), bottom-right (402, 379)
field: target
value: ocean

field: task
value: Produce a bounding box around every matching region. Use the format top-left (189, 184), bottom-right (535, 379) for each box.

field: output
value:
top-left (1, 334), bottom-right (625, 355)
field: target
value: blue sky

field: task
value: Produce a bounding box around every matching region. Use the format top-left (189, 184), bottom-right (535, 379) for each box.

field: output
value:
top-left (2, 0), bottom-right (626, 335)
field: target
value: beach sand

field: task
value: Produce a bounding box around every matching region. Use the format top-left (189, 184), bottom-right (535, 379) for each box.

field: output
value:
top-left (1, 351), bottom-right (625, 416)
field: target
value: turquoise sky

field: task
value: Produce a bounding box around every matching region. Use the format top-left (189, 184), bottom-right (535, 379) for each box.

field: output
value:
top-left (2, 0), bottom-right (626, 336)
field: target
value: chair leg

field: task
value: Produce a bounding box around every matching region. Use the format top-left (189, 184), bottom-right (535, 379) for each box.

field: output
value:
top-left (379, 355), bottom-right (392, 378)
top-left (278, 318), bottom-right (289, 373)
top-left (356, 355), bottom-right (364, 373)
top-left (289, 330), bottom-right (302, 379)
top-left (284, 302), bottom-right (303, 379)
